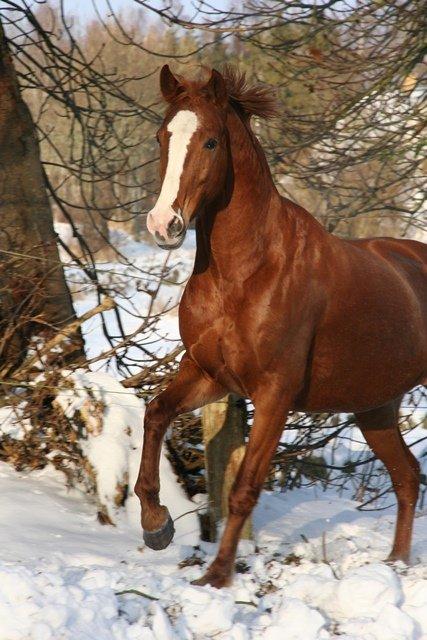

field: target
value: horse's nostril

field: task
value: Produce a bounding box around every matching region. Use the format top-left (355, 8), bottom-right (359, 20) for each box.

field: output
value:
top-left (155, 231), bottom-right (166, 243)
top-left (168, 216), bottom-right (184, 238)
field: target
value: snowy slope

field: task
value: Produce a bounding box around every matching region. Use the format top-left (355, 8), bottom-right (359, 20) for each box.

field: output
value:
top-left (0, 461), bottom-right (426, 640)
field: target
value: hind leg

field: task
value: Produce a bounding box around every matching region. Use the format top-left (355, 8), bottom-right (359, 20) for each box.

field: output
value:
top-left (355, 400), bottom-right (420, 563)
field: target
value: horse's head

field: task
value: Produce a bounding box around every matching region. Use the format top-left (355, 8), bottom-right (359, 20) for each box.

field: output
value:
top-left (146, 65), bottom-right (229, 249)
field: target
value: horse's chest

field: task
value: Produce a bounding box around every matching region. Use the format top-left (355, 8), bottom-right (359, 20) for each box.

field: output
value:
top-left (179, 286), bottom-right (253, 394)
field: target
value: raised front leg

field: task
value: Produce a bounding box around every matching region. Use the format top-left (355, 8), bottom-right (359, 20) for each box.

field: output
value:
top-left (134, 355), bottom-right (225, 550)
top-left (193, 391), bottom-right (292, 588)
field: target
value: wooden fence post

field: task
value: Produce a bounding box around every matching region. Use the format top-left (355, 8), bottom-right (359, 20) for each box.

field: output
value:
top-left (201, 394), bottom-right (252, 542)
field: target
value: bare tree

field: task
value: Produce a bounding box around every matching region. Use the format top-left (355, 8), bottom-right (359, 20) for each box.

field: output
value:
top-left (0, 18), bottom-right (83, 377)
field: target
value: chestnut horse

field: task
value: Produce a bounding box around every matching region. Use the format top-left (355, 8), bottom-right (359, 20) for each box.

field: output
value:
top-left (135, 65), bottom-right (427, 588)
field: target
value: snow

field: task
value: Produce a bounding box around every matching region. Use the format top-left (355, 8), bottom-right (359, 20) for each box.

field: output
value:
top-left (179, 585), bottom-right (235, 635)
top-left (265, 598), bottom-right (327, 640)
top-left (0, 406), bottom-right (31, 441)
top-left (0, 461), bottom-right (426, 639)
top-left (336, 564), bottom-right (402, 618)
top-left (54, 369), bottom-right (145, 520)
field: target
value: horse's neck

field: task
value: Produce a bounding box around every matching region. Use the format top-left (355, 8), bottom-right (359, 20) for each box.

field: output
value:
top-left (195, 109), bottom-right (280, 278)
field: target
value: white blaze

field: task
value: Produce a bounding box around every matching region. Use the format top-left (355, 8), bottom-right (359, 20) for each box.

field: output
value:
top-left (147, 110), bottom-right (199, 240)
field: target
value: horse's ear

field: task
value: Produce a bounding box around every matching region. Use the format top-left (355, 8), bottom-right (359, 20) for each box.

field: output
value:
top-left (160, 65), bottom-right (182, 103)
top-left (204, 68), bottom-right (228, 108)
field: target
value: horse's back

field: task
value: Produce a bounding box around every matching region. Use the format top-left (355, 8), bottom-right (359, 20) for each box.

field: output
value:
top-left (348, 236), bottom-right (427, 312)
top-left (350, 236), bottom-right (427, 270)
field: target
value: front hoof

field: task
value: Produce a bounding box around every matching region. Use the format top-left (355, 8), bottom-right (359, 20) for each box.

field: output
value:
top-left (143, 513), bottom-right (175, 550)
top-left (191, 571), bottom-right (232, 589)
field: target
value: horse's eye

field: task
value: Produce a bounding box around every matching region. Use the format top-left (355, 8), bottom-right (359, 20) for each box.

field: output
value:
top-left (204, 138), bottom-right (218, 150)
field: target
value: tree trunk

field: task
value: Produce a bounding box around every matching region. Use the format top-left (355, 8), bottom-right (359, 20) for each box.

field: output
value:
top-left (0, 20), bottom-right (83, 376)
top-left (201, 394), bottom-right (252, 542)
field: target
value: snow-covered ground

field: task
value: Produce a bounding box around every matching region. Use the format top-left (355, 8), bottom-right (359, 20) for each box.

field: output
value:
top-left (1, 230), bottom-right (426, 639)
top-left (0, 461), bottom-right (426, 640)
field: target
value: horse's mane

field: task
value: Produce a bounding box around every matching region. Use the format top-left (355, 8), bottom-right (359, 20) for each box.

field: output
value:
top-left (175, 65), bottom-right (279, 120)
top-left (221, 65), bottom-right (279, 120)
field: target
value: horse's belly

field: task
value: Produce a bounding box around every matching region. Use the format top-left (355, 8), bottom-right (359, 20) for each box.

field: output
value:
top-left (299, 326), bottom-right (426, 413)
